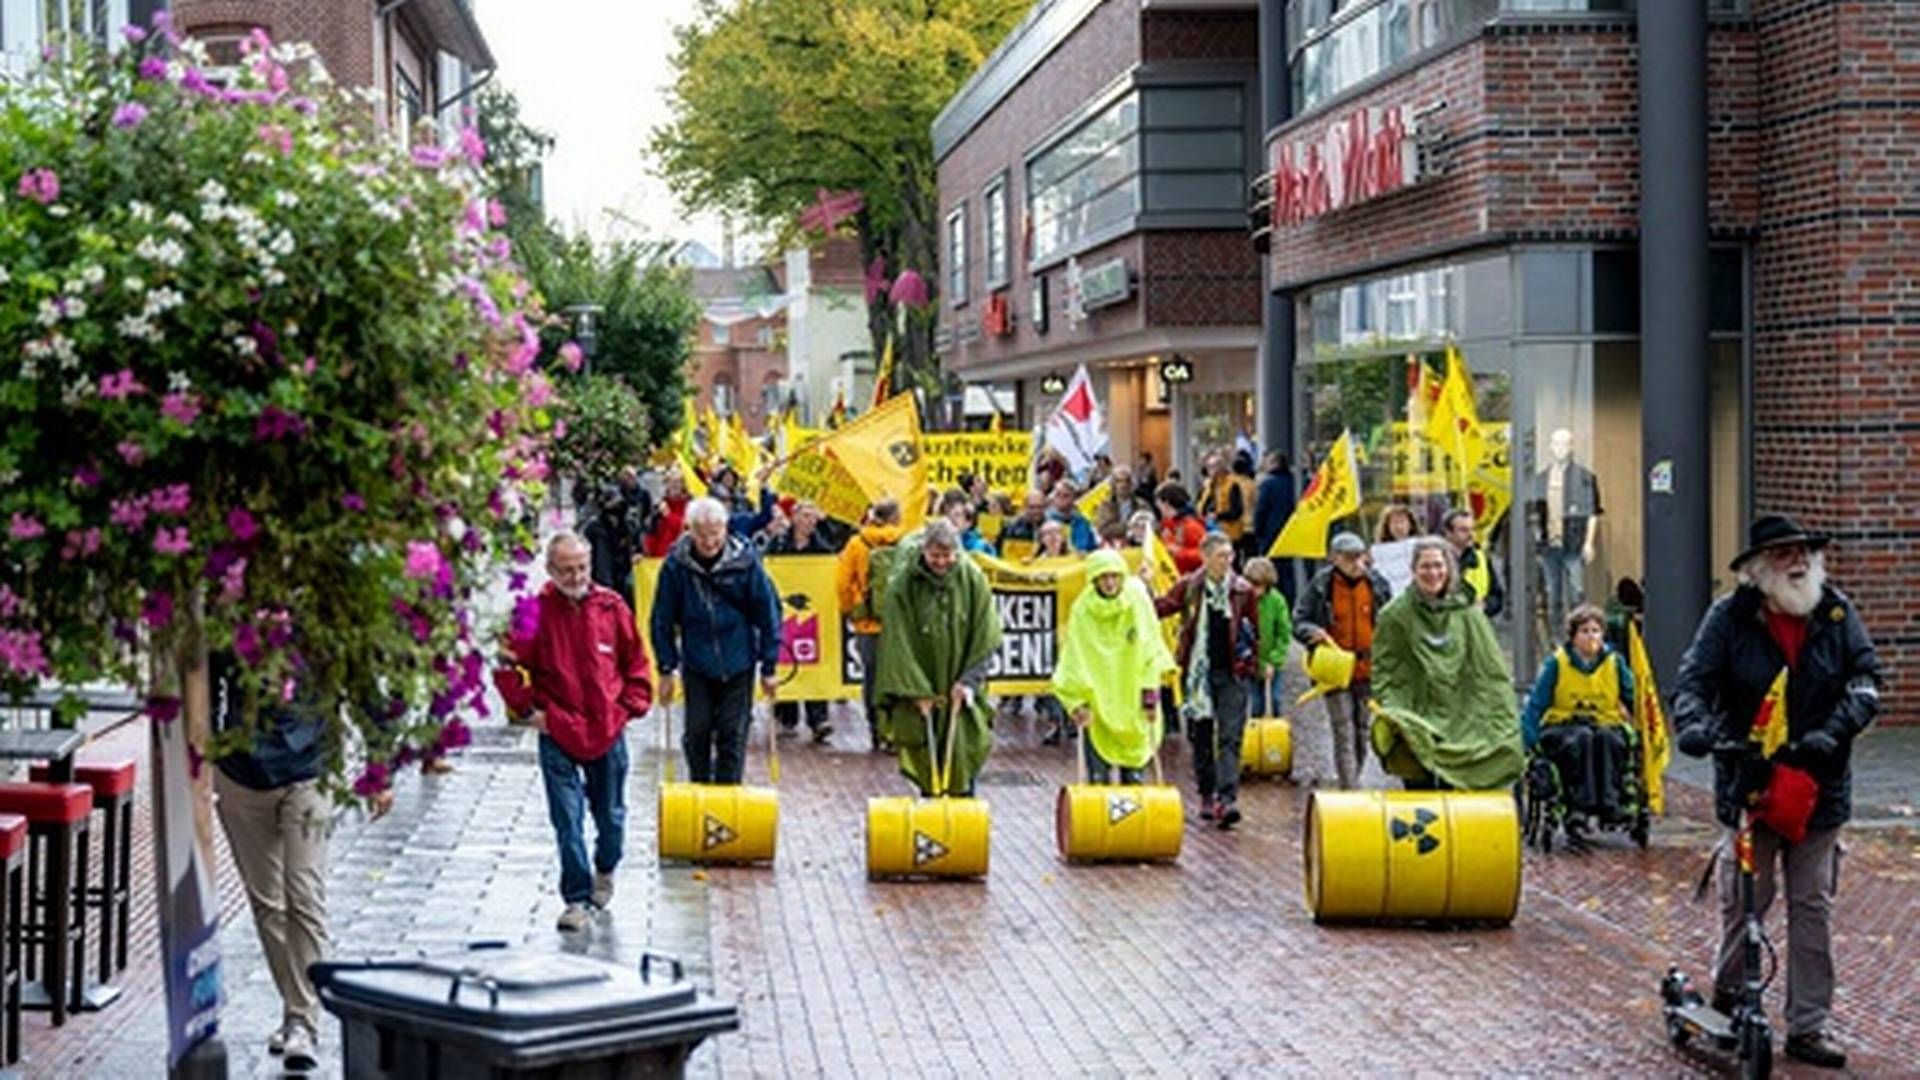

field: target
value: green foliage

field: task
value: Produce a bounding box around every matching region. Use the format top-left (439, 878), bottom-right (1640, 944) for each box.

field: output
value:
top-left (0, 31), bottom-right (549, 794)
top-left (550, 376), bottom-right (652, 493)
top-left (651, 0), bottom-right (1028, 390)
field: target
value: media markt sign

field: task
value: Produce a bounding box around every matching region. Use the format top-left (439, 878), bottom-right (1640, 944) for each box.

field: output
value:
top-left (1270, 103), bottom-right (1420, 226)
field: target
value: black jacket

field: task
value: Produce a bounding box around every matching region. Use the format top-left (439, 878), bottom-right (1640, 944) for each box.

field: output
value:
top-left (1672, 583), bottom-right (1881, 830)
top-left (1253, 471), bottom-right (1296, 555)
top-left (211, 651), bottom-right (326, 791)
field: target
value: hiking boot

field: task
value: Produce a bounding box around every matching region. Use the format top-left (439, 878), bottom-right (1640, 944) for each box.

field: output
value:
top-left (556, 903), bottom-right (592, 933)
top-left (812, 723), bottom-right (834, 744)
top-left (1196, 796), bottom-right (1218, 823)
top-left (1784, 1032), bottom-right (1846, 1069)
top-left (1216, 801), bottom-right (1242, 829)
top-left (591, 871), bottom-right (615, 909)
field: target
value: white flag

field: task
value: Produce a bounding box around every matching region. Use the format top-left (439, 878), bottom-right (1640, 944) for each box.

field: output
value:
top-left (1044, 364), bottom-right (1106, 476)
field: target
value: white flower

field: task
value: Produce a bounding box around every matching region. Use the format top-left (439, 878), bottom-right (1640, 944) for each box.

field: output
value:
top-left (168, 372), bottom-right (192, 392)
top-left (198, 179), bottom-right (228, 205)
top-left (162, 212), bottom-right (192, 232)
top-left (232, 334), bottom-right (258, 357)
top-left (61, 375), bottom-right (91, 405)
top-left (19, 358), bottom-right (37, 381)
top-left (269, 231), bottom-right (295, 257)
top-left (274, 191), bottom-right (300, 210)
top-left (262, 269), bottom-right (287, 287)
top-left (116, 314), bottom-right (162, 342)
top-left (36, 300), bottom-right (61, 328)
top-left (144, 287), bottom-right (184, 316)
top-left (80, 265), bottom-right (104, 287)
top-left (47, 205), bottom-right (69, 218)
top-left (283, 323), bottom-right (300, 339)
top-left (128, 201), bottom-right (154, 223)
top-left (241, 149), bottom-right (272, 167)
top-left (0, 267), bottom-right (10, 286)
top-left (62, 298), bottom-right (87, 320)
top-left (124, 276), bottom-right (146, 294)
top-left (135, 236), bottom-right (187, 268)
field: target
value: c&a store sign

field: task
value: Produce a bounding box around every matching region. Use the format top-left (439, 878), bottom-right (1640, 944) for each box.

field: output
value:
top-left (1270, 103), bottom-right (1419, 226)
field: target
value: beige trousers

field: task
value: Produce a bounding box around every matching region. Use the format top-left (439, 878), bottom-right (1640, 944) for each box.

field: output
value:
top-left (213, 770), bottom-right (330, 1035)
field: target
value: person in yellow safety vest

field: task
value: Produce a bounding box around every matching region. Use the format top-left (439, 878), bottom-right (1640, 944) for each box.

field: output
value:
top-left (1443, 508), bottom-right (1504, 617)
top-left (1051, 549), bottom-right (1179, 784)
top-left (1519, 603), bottom-right (1636, 822)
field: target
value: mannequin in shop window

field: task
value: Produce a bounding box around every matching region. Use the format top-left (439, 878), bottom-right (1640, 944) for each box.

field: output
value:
top-left (1531, 428), bottom-right (1602, 634)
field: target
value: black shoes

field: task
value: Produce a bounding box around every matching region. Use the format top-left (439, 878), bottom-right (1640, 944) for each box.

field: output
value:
top-left (1784, 1032), bottom-right (1846, 1069)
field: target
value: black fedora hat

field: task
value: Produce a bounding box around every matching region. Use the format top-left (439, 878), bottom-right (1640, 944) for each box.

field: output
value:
top-left (1730, 514), bottom-right (1830, 570)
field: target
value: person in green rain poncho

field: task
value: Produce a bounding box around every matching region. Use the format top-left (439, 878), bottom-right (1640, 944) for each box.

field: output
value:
top-left (873, 520), bottom-right (1003, 797)
top-left (1051, 549), bottom-right (1180, 783)
top-left (1369, 537), bottom-right (1526, 790)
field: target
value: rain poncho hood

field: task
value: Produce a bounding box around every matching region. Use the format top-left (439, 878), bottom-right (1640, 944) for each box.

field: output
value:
top-left (872, 534), bottom-right (1002, 795)
top-left (1368, 587), bottom-right (1525, 790)
top-left (1051, 550), bottom-right (1178, 769)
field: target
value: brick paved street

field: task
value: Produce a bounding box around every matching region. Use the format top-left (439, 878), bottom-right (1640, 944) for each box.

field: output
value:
top-left (13, 703), bottom-right (1919, 1077)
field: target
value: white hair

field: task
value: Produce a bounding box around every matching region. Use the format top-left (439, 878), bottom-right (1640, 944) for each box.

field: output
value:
top-left (685, 497), bottom-right (729, 528)
top-left (1744, 549), bottom-right (1826, 618)
top-left (547, 531), bottom-right (590, 559)
top-left (921, 519), bottom-right (962, 552)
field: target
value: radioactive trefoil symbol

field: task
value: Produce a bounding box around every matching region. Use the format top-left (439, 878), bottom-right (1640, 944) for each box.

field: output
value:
top-left (1108, 795), bottom-right (1141, 824)
top-left (703, 814), bottom-right (737, 851)
top-left (1390, 808), bottom-right (1441, 855)
top-left (913, 830), bottom-right (949, 867)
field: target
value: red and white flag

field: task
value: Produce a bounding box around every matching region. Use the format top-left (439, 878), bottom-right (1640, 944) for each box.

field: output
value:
top-left (1044, 364), bottom-right (1106, 476)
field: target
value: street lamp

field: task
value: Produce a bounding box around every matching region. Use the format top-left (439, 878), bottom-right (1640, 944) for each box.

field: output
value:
top-left (563, 303), bottom-right (604, 376)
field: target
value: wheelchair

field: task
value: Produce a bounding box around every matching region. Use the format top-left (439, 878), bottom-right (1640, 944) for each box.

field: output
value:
top-left (1520, 716), bottom-right (1650, 853)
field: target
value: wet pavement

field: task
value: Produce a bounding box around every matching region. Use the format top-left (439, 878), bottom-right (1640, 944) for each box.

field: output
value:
top-left (17, 697), bottom-right (1920, 1077)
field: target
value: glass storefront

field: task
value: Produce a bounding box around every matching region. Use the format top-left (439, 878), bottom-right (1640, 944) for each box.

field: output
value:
top-left (1297, 247), bottom-right (1747, 679)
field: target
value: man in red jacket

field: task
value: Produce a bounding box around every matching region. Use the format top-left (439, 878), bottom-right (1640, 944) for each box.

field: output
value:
top-left (503, 532), bottom-right (652, 933)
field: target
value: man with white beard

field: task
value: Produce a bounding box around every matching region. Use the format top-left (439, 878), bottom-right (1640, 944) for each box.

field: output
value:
top-left (1672, 515), bottom-right (1881, 1070)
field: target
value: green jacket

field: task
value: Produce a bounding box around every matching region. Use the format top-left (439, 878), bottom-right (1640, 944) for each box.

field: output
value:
top-left (1257, 590), bottom-right (1292, 670)
top-left (873, 538), bottom-right (1002, 796)
top-left (1368, 587), bottom-right (1525, 790)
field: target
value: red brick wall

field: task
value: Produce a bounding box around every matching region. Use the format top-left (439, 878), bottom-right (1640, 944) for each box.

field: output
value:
top-left (1142, 10), bottom-right (1259, 63)
top-left (173, 0), bottom-right (378, 91)
top-left (1144, 231), bottom-right (1261, 327)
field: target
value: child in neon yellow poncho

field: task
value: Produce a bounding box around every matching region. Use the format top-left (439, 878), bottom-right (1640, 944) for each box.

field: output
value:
top-left (1051, 549), bottom-right (1180, 782)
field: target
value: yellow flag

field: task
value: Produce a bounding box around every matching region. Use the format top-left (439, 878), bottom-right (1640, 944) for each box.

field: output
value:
top-left (988, 410), bottom-right (1003, 434)
top-left (702, 405), bottom-right (724, 468)
top-left (872, 334), bottom-right (896, 408)
top-left (1269, 430), bottom-right (1362, 559)
top-left (1076, 479), bottom-right (1110, 524)
top-left (780, 408), bottom-right (809, 459)
top-left (1424, 345), bottom-right (1486, 489)
top-left (723, 413), bottom-right (764, 504)
top-left (675, 397), bottom-right (700, 462)
top-left (1627, 619), bottom-right (1671, 815)
top-left (674, 449), bottom-right (709, 498)
top-left (779, 392), bottom-right (926, 527)
top-left (1751, 666), bottom-right (1790, 760)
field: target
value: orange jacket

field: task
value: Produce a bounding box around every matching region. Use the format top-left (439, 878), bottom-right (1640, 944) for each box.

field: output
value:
top-left (835, 523), bottom-right (906, 635)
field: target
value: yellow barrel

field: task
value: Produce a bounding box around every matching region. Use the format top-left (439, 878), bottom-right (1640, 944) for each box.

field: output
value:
top-left (865, 796), bottom-right (990, 879)
top-left (658, 782), bottom-right (779, 863)
top-left (1240, 718), bottom-right (1294, 777)
top-left (1055, 784), bottom-right (1183, 862)
top-left (1303, 790), bottom-right (1520, 924)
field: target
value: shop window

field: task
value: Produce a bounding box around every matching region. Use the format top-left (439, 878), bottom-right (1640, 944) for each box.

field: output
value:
top-left (946, 204), bottom-right (968, 306)
top-left (983, 178), bottom-right (1009, 288)
top-left (1288, 0), bottom-right (1474, 115)
top-left (1028, 91), bottom-right (1141, 265)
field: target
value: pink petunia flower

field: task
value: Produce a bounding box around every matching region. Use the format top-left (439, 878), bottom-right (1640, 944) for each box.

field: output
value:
top-left (99, 369), bottom-right (147, 400)
top-left (150, 483), bottom-right (191, 515)
top-left (72, 462), bottom-right (101, 488)
top-left (146, 695), bottom-right (182, 724)
top-left (112, 102), bottom-right (150, 129)
top-left (411, 144), bottom-right (448, 170)
top-left (487, 199), bottom-right (507, 228)
top-left (137, 56), bottom-right (168, 81)
top-left (559, 342), bottom-right (584, 373)
top-left (16, 168), bottom-right (59, 205)
top-left (0, 630), bottom-right (50, 678)
top-left (122, 25), bottom-right (148, 43)
top-left (889, 269), bottom-right (930, 308)
top-left (218, 556), bottom-right (248, 603)
top-left (152, 526), bottom-right (191, 555)
top-left (227, 507), bottom-right (259, 542)
top-left (404, 541), bottom-right (444, 582)
top-left (117, 441), bottom-right (147, 466)
top-left (7, 514), bottom-right (45, 541)
top-left (141, 590), bottom-right (174, 628)
top-left (256, 124), bottom-right (293, 158)
top-left (161, 391), bottom-right (201, 427)
top-left (352, 761), bottom-right (392, 798)
top-left (341, 492), bottom-right (366, 513)
top-left (458, 126), bottom-right (487, 166)
top-left (110, 497), bottom-right (150, 530)
top-left (254, 406), bottom-right (307, 442)
top-left (233, 621), bottom-right (263, 665)
top-left (61, 528), bottom-right (103, 561)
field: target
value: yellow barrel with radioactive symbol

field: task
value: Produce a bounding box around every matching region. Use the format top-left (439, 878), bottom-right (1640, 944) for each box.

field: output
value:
top-left (866, 700), bottom-right (990, 879)
top-left (656, 703), bottom-right (780, 865)
top-left (1056, 742), bottom-right (1182, 862)
top-left (1240, 718), bottom-right (1294, 777)
top-left (1304, 790), bottom-right (1521, 924)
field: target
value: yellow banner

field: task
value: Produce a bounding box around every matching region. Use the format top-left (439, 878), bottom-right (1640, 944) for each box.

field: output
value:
top-left (776, 451), bottom-right (870, 526)
top-left (1270, 429), bottom-right (1362, 559)
top-left (1627, 619), bottom-right (1671, 815)
top-left (921, 432), bottom-right (1034, 494)
top-left (637, 551), bottom-right (1155, 702)
top-left (779, 393), bottom-right (926, 528)
top-left (1425, 345), bottom-right (1487, 488)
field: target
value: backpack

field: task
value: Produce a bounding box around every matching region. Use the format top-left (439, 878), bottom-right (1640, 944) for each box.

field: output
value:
top-left (849, 539), bottom-right (904, 624)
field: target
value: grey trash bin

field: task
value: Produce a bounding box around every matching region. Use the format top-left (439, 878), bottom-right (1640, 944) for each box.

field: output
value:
top-left (311, 946), bottom-right (738, 1079)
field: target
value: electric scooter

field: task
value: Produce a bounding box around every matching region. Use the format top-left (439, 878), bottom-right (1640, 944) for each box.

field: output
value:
top-left (1660, 743), bottom-right (1775, 1080)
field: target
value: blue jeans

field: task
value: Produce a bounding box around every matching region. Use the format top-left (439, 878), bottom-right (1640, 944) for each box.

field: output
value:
top-left (1250, 674), bottom-right (1285, 719)
top-left (539, 734), bottom-right (629, 905)
top-left (1540, 545), bottom-right (1585, 630)
top-left (1083, 735), bottom-right (1145, 786)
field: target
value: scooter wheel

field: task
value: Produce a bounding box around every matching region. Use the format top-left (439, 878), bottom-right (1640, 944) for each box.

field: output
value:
top-left (1739, 1023), bottom-right (1771, 1080)
top-left (1665, 1015), bottom-right (1691, 1047)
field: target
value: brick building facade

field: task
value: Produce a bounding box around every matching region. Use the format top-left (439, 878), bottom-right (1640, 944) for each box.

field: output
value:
top-left (933, 0), bottom-right (1265, 478)
top-left (1256, 0), bottom-right (1920, 715)
top-left (168, 0), bottom-right (493, 136)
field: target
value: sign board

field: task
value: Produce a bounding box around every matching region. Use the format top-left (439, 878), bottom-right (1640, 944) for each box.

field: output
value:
top-left (1079, 257), bottom-right (1132, 311)
top-left (922, 432), bottom-right (1034, 494)
top-left (1270, 103), bottom-right (1419, 227)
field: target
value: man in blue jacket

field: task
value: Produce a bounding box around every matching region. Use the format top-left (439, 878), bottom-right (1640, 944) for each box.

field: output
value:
top-left (651, 497), bottom-right (783, 783)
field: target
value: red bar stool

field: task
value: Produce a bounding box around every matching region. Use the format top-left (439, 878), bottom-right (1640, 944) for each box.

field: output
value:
top-left (0, 812), bottom-right (26, 1065)
top-left (32, 759), bottom-right (136, 981)
top-left (0, 783), bottom-right (91, 1026)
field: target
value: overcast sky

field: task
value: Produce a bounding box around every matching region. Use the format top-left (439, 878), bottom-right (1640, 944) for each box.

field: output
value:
top-left (474, 0), bottom-right (744, 257)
